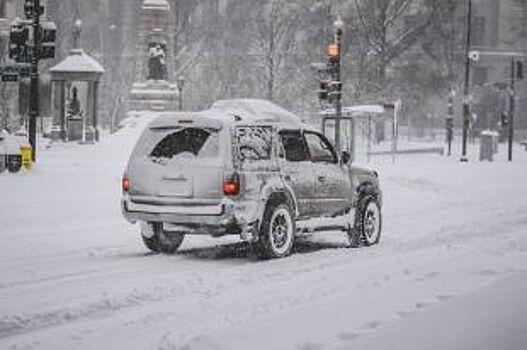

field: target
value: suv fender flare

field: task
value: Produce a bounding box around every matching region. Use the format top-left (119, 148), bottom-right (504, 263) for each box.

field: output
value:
top-left (257, 181), bottom-right (298, 226)
top-left (356, 182), bottom-right (382, 207)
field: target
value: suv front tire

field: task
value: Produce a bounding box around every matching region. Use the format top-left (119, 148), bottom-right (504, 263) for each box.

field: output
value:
top-left (352, 194), bottom-right (382, 247)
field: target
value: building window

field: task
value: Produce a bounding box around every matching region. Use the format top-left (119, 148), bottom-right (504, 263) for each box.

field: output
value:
top-left (472, 66), bottom-right (488, 86)
top-left (0, 0), bottom-right (5, 18)
top-left (0, 37), bottom-right (6, 61)
top-left (472, 17), bottom-right (486, 46)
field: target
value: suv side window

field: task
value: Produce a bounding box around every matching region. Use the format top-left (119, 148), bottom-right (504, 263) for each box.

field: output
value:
top-left (280, 130), bottom-right (310, 162)
top-left (304, 132), bottom-right (337, 164)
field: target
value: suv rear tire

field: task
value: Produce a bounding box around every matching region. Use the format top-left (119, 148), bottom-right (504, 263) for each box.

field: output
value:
top-left (142, 223), bottom-right (185, 254)
top-left (256, 202), bottom-right (295, 259)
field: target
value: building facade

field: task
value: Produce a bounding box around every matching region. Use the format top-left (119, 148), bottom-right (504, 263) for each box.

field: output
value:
top-left (470, 0), bottom-right (527, 130)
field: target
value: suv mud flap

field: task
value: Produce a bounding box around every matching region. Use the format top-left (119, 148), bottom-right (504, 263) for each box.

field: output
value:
top-left (240, 220), bottom-right (260, 242)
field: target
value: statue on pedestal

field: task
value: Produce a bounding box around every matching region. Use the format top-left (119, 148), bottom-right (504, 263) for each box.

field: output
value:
top-left (148, 43), bottom-right (167, 81)
top-left (67, 86), bottom-right (83, 120)
top-left (127, 0), bottom-right (178, 111)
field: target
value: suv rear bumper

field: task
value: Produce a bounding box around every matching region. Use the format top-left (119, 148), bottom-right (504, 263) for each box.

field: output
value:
top-left (121, 195), bottom-right (258, 240)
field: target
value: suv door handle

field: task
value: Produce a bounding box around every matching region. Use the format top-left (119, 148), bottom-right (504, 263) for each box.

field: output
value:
top-left (284, 175), bottom-right (292, 181)
top-left (317, 176), bottom-right (326, 182)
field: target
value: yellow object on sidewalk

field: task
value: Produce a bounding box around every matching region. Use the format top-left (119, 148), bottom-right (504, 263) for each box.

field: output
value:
top-left (20, 144), bottom-right (33, 171)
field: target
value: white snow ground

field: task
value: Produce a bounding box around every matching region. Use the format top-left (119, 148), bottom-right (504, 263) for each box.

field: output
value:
top-left (1, 116), bottom-right (527, 350)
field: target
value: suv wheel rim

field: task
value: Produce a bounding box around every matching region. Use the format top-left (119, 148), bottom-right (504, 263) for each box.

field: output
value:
top-left (270, 208), bottom-right (293, 254)
top-left (364, 202), bottom-right (380, 244)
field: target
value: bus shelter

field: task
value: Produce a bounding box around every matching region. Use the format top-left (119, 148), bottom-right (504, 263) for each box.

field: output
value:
top-left (320, 102), bottom-right (401, 164)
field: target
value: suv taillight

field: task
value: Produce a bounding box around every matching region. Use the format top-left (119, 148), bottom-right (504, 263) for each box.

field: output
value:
top-left (122, 175), bottom-right (130, 193)
top-left (223, 172), bottom-right (240, 196)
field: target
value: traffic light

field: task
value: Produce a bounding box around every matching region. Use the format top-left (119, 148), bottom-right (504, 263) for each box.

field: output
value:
top-left (8, 24), bottom-right (29, 62)
top-left (24, 0), bottom-right (44, 19)
top-left (328, 81), bottom-right (342, 102)
top-left (501, 113), bottom-right (508, 127)
top-left (318, 80), bottom-right (329, 100)
top-left (40, 22), bottom-right (57, 59)
top-left (327, 43), bottom-right (340, 70)
top-left (327, 43), bottom-right (339, 60)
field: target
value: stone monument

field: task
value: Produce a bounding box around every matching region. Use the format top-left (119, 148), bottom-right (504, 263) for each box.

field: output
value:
top-left (128, 0), bottom-right (178, 112)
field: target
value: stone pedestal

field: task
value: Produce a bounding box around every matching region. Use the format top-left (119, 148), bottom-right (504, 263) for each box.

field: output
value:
top-left (66, 118), bottom-right (83, 141)
top-left (128, 0), bottom-right (178, 112)
top-left (129, 80), bottom-right (178, 111)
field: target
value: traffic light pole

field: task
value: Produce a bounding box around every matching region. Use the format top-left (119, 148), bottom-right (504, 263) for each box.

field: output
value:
top-left (334, 29), bottom-right (342, 155)
top-left (508, 57), bottom-right (515, 162)
top-left (28, 0), bottom-right (41, 162)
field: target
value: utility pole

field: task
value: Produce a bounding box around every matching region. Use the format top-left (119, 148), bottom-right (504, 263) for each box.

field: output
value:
top-left (461, 0), bottom-right (472, 162)
top-left (28, 0), bottom-right (42, 162)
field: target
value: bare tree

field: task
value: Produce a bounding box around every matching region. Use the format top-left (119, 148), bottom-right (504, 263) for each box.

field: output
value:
top-left (353, 0), bottom-right (437, 94)
top-left (249, 0), bottom-right (302, 101)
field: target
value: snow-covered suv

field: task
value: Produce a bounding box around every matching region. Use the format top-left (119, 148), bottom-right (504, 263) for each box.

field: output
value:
top-left (121, 99), bottom-right (382, 259)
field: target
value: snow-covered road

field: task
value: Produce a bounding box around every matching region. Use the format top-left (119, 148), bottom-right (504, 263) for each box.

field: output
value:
top-left (1, 119), bottom-right (527, 350)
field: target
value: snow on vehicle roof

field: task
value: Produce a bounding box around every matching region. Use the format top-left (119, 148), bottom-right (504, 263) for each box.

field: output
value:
top-left (148, 99), bottom-right (306, 130)
top-left (210, 99), bottom-right (304, 126)
top-left (148, 112), bottom-right (225, 130)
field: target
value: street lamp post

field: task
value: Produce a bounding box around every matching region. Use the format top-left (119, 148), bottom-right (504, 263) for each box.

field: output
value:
top-left (508, 58), bottom-right (516, 162)
top-left (461, 0), bottom-right (472, 162)
top-left (73, 19), bottom-right (82, 49)
top-left (177, 76), bottom-right (185, 111)
top-left (446, 90), bottom-right (455, 156)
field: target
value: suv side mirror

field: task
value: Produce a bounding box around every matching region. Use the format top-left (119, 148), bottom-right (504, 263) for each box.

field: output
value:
top-left (341, 151), bottom-right (351, 165)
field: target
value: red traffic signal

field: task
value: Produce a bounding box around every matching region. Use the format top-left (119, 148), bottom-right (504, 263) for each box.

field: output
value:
top-left (327, 43), bottom-right (339, 58)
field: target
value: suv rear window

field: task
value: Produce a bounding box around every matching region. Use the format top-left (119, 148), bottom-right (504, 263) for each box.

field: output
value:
top-left (150, 127), bottom-right (219, 159)
top-left (234, 126), bottom-right (272, 161)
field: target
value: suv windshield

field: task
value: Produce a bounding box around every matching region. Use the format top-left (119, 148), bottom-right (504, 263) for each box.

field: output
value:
top-left (150, 127), bottom-right (219, 160)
